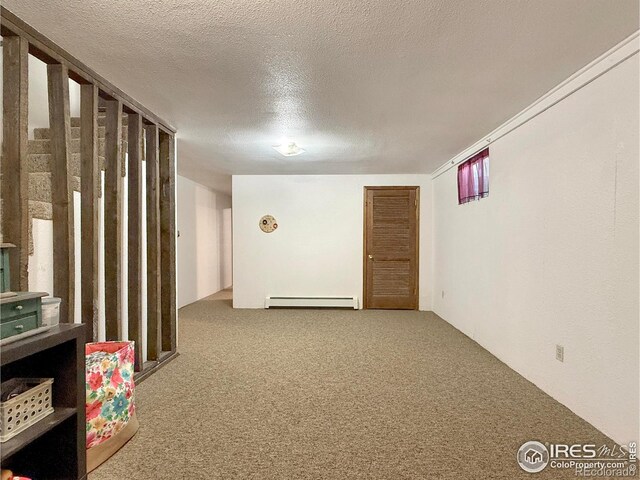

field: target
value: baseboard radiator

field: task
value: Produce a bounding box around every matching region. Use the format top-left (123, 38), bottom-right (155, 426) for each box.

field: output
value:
top-left (265, 296), bottom-right (359, 309)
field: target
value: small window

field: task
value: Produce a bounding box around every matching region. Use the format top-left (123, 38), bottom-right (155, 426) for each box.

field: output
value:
top-left (457, 148), bottom-right (489, 204)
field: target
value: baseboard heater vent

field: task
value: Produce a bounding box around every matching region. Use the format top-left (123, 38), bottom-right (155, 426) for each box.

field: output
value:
top-left (265, 296), bottom-right (359, 309)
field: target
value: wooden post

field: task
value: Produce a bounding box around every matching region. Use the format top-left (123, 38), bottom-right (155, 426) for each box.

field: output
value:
top-left (145, 125), bottom-right (162, 361)
top-left (104, 99), bottom-right (123, 340)
top-left (47, 64), bottom-right (74, 323)
top-left (128, 114), bottom-right (144, 370)
top-left (1, 35), bottom-right (29, 292)
top-left (80, 84), bottom-right (99, 341)
top-left (159, 132), bottom-right (176, 353)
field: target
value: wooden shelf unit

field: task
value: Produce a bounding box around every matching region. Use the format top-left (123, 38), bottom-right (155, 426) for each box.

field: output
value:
top-left (0, 324), bottom-right (86, 480)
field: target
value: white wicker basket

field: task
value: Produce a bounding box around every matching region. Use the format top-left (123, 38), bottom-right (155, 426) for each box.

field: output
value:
top-left (0, 378), bottom-right (54, 442)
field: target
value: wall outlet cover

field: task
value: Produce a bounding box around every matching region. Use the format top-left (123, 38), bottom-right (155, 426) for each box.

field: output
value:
top-left (556, 344), bottom-right (564, 362)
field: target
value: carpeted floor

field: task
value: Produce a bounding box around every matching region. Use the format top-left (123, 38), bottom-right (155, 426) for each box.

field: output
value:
top-left (89, 290), bottom-right (612, 479)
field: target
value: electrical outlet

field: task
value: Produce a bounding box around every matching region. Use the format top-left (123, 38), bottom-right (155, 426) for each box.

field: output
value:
top-left (442, 290), bottom-right (445, 298)
top-left (556, 345), bottom-right (564, 362)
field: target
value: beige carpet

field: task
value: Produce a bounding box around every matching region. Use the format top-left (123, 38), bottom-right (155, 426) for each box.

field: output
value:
top-left (89, 291), bottom-right (612, 479)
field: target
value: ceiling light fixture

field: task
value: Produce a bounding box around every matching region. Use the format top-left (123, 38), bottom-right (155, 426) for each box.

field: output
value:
top-left (273, 141), bottom-right (305, 157)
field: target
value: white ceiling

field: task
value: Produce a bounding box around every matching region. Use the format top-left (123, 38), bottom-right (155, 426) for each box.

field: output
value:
top-left (5, 0), bottom-right (639, 193)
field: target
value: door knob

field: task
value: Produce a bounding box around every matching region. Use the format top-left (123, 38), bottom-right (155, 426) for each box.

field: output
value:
top-left (368, 255), bottom-right (374, 260)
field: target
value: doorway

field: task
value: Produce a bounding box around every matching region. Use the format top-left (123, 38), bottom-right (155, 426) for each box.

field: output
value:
top-left (363, 186), bottom-right (419, 309)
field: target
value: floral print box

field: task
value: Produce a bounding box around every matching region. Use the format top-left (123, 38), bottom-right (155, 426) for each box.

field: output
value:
top-left (85, 341), bottom-right (139, 472)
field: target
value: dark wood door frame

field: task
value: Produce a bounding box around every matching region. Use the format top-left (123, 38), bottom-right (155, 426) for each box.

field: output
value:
top-left (363, 186), bottom-right (420, 310)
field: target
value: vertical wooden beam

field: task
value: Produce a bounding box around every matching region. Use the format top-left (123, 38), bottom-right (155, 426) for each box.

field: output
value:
top-left (1, 35), bottom-right (29, 292)
top-left (80, 84), bottom-right (99, 342)
top-left (47, 64), bottom-right (74, 322)
top-left (159, 132), bottom-right (176, 353)
top-left (128, 114), bottom-right (144, 371)
top-left (104, 99), bottom-right (123, 340)
top-left (145, 125), bottom-right (162, 361)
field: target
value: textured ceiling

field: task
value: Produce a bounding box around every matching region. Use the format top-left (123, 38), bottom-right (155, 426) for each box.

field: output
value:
top-left (4, 0), bottom-right (639, 193)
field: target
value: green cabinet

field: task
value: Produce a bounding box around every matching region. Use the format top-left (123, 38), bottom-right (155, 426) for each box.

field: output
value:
top-left (0, 292), bottom-right (46, 341)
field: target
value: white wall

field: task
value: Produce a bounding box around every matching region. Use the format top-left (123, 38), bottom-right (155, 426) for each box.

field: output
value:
top-left (29, 192), bottom-right (82, 324)
top-left (177, 176), bottom-right (232, 308)
top-left (431, 53), bottom-right (639, 444)
top-left (232, 174), bottom-right (432, 310)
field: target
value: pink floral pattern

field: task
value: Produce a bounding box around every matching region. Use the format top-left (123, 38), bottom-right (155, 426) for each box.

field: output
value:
top-left (85, 342), bottom-right (136, 449)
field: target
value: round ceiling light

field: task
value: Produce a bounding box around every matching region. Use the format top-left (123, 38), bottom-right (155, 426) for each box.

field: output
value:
top-left (273, 141), bottom-right (305, 157)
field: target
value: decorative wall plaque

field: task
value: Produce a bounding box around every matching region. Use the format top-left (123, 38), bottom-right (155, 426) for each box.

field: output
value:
top-left (259, 215), bottom-right (278, 233)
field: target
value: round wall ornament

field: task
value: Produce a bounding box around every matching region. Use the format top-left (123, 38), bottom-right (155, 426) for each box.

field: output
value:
top-left (259, 215), bottom-right (278, 233)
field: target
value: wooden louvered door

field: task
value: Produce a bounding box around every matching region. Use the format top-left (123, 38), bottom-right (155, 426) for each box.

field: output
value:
top-left (364, 187), bottom-right (419, 309)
